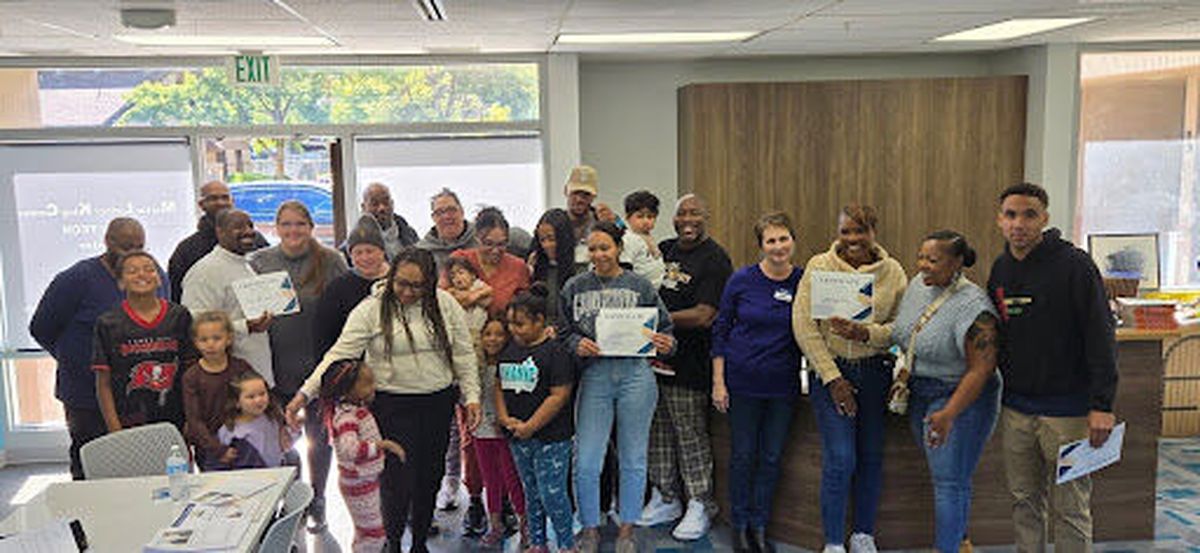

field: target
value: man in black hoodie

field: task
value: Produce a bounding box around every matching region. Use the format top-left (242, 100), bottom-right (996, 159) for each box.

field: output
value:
top-left (988, 182), bottom-right (1118, 552)
top-left (167, 180), bottom-right (268, 302)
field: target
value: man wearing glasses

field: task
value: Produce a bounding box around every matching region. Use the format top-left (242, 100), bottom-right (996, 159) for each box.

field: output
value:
top-left (168, 180), bottom-right (269, 303)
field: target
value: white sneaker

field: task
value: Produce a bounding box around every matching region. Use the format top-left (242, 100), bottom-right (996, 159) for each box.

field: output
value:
top-left (849, 533), bottom-right (878, 553)
top-left (822, 546), bottom-right (847, 553)
top-left (636, 487), bottom-right (682, 527)
top-left (436, 476), bottom-right (460, 511)
top-left (671, 499), bottom-right (711, 541)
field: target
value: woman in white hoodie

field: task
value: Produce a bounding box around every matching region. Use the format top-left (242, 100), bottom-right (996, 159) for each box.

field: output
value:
top-left (287, 247), bottom-right (480, 553)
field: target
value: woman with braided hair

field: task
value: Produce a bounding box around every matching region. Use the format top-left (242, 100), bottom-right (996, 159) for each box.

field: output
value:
top-left (288, 247), bottom-right (480, 553)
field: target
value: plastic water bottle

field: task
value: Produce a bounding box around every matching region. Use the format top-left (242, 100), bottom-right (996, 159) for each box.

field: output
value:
top-left (166, 445), bottom-right (189, 501)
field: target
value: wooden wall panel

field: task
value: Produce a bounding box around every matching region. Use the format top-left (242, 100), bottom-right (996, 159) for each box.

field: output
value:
top-left (679, 77), bottom-right (1027, 281)
top-left (685, 77), bottom-right (1158, 549)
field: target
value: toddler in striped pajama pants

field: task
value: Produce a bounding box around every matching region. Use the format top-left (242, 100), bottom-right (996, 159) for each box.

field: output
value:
top-left (321, 359), bottom-right (406, 553)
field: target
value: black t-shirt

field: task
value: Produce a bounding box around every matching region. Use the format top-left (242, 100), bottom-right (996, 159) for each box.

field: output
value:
top-left (498, 338), bottom-right (574, 442)
top-left (658, 237), bottom-right (733, 390)
top-left (91, 300), bottom-right (197, 428)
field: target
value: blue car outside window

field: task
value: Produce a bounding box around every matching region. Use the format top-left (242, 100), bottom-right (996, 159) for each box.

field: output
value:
top-left (229, 182), bottom-right (333, 225)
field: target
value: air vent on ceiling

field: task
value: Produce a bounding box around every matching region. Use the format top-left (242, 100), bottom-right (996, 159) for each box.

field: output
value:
top-left (413, 0), bottom-right (446, 21)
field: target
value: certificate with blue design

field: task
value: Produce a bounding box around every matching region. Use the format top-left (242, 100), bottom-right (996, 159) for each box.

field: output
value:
top-left (1056, 422), bottom-right (1125, 484)
top-left (232, 271), bottom-right (300, 317)
top-left (810, 270), bottom-right (875, 322)
top-left (596, 307), bottom-right (658, 357)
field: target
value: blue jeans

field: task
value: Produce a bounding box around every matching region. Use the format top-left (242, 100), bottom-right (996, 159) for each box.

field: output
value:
top-left (809, 356), bottom-right (892, 544)
top-left (909, 375), bottom-right (1001, 553)
top-left (510, 438), bottom-right (574, 549)
top-left (574, 357), bottom-right (658, 527)
top-left (728, 394), bottom-right (795, 529)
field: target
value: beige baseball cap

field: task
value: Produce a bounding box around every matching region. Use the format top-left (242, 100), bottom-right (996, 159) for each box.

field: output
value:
top-left (564, 165), bottom-right (598, 196)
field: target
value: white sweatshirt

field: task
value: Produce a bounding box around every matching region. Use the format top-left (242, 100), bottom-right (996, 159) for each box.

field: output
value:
top-left (181, 245), bottom-right (275, 387)
top-left (300, 282), bottom-right (481, 404)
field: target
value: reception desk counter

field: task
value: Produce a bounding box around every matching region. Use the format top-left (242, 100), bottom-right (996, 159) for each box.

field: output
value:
top-left (711, 333), bottom-right (1171, 549)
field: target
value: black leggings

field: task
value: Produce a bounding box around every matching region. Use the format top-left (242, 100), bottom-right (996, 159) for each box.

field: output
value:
top-left (372, 387), bottom-right (456, 549)
top-left (304, 398), bottom-right (332, 504)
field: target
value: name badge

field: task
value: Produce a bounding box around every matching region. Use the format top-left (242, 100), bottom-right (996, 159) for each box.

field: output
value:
top-left (773, 288), bottom-right (794, 303)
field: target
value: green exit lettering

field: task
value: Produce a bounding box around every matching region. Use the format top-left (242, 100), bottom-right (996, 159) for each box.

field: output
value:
top-left (232, 55), bottom-right (273, 85)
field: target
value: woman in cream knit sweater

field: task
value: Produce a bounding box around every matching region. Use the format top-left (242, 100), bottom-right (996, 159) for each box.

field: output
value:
top-left (792, 204), bottom-right (907, 553)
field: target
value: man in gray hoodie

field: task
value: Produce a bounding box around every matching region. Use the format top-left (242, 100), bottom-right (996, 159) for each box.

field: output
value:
top-left (415, 188), bottom-right (532, 271)
top-left (416, 188), bottom-right (478, 272)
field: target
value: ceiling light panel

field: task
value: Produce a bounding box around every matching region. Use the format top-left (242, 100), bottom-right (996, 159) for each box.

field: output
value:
top-left (113, 34), bottom-right (335, 47)
top-left (934, 18), bottom-right (1096, 41)
top-left (556, 31), bottom-right (758, 44)
top-left (565, 0), bottom-right (824, 21)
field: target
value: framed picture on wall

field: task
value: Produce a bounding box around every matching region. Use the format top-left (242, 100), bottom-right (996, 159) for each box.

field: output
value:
top-left (1087, 233), bottom-right (1160, 290)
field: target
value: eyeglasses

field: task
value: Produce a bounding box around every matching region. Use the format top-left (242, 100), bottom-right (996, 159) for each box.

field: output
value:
top-left (393, 278), bottom-right (425, 291)
top-left (432, 206), bottom-right (460, 218)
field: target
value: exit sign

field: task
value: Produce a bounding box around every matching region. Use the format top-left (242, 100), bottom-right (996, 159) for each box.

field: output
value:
top-left (228, 54), bottom-right (279, 86)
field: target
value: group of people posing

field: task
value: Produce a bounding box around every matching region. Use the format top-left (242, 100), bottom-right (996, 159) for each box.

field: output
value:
top-left (30, 165), bottom-right (1117, 553)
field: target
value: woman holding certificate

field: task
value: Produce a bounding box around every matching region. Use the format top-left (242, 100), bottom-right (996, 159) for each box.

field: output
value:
top-left (832, 231), bottom-right (1000, 553)
top-left (792, 204), bottom-right (907, 553)
top-left (250, 200), bottom-right (348, 532)
top-left (710, 211), bottom-right (803, 553)
top-left (560, 221), bottom-right (675, 553)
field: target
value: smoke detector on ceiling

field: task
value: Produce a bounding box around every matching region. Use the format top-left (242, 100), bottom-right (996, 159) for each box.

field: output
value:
top-left (121, 8), bottom-right (176, 30)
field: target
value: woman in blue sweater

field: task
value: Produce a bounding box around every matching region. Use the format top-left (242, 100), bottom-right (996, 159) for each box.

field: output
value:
top-left (711, 211), bottom-right (803, 553)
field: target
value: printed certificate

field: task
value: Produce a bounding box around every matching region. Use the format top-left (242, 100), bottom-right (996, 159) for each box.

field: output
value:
top-left (1056, 422), bottom-right (1125, 485)
top-left (596, 307), bottom-right (658, 357)
top-left (231, 271), bottom-right (300, 317)
top-left (810, 270), bottom-right (875, 322)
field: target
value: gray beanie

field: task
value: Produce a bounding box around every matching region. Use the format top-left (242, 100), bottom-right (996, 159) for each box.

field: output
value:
top-left (347, 215), bottom-right (386, 253)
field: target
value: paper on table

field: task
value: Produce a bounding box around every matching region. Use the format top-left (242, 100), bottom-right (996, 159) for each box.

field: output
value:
top-left (1056, 422), bottom-right (1126, 485)
top-left (595, 307), bottom-right (658, 357)
top-left (231, 271), bottom-right (300, 318)
top-left (0, 519), bottom-right (81, 553)
top-left (143, 502), bottom-right (253, 552)
top-left (192, 483), bottom-right (272, 506)
top-left (189, 471), bottom-right (278, 508)
top-left (810, 270), bottom-right (875, 322)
